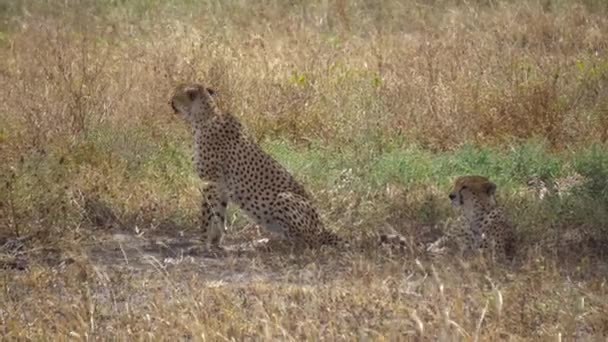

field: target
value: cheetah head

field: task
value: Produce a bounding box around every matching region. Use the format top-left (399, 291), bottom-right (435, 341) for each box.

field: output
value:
top-left (170, 83), bottom-right (218, 123)
top-left (449, 175), bottom-right (497, 217)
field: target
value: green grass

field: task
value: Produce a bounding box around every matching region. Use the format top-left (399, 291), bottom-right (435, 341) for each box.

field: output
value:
top-left (4, 122), bottom-right (607, 240)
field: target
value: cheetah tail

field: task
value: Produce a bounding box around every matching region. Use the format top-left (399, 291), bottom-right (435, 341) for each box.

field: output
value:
top-left (379, 233), bottom-right (408, 251)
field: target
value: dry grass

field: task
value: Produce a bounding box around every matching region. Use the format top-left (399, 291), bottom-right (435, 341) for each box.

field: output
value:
top-left (2, 0), bottom-right (608, 150)
top-left (1, 0), bottom-right (608, 339)
top-left (2, 235), bottom-right (607, 340)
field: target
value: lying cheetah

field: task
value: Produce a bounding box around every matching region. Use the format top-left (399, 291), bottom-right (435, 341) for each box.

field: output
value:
top-left (526, 173), bottom-right (585, 200)
top-left (169, 83), bottom-right (345, 249)
top-left (427, 175), bottom-right (516, 261)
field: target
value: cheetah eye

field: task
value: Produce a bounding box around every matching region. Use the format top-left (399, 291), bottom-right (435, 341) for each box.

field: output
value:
top-left (186, 89), bottom-right (198, 101)
top-left (461, 186), bottom-right (467, 190)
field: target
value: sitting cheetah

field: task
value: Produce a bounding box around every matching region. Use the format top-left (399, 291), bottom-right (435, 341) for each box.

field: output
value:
top-left (427, 175), bottom-right (516, 261)
top-left (169, 83), bottom-right (345, 249)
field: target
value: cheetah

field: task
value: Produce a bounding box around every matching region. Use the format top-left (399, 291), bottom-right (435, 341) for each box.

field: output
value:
top-left (526, 173), bottom-right (585, 200)
top-left (169, 83), bottom-right (345, 250)
top-left (427, 175), bottom-right (516, 261)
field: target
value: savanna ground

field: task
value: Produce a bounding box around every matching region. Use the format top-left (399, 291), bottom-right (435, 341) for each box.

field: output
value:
top-left (1, 0), bottom-right (608, 339)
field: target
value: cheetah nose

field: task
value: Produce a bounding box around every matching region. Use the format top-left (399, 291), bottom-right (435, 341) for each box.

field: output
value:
top-left (170, 100), bottom-right (178, 113)
top-left (449, 193), bottom-right (456, 200)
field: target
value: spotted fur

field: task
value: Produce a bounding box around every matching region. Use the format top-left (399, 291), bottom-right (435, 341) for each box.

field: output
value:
top-left (427, 175), bottom-right (515, 261)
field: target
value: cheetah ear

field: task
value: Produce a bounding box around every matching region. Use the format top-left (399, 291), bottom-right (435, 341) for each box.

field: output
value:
top-left (206, 87), bottom-right (216, 97)
top-left (484, 181), bottom-right (497, 196)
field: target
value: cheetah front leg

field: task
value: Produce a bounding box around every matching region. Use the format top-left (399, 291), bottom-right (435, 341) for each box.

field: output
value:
top-left (427, 217), bottom-right (476, 256)
top-left (426, 218), bottom-right (458, 254)
top-left (426, 235), bottom-right (450, 254)
top-left (200, 182), bottom-right (229, 249)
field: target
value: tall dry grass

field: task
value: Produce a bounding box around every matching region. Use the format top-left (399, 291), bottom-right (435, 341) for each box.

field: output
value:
top-left (1, 0), bottom-right (607, 151)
